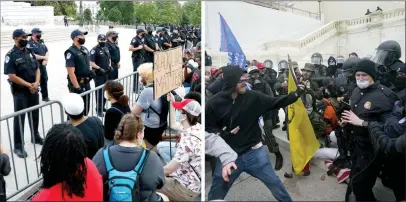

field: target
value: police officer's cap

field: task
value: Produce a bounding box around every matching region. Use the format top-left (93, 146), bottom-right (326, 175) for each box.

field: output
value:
top-left (97, 34), bottom-right (107, 41)
top-left (136, 29), bottom-right (145, 34)
top-left (397, 63), bottom-right (406, 73)
top-left (106, 31), bottom-right (118, 37)
top-left (13, 29), bottom-right (32, 38)
top-left (71, 29), bottom-right (88, 39)
top-left (31, 28), bottom-right (42, 34)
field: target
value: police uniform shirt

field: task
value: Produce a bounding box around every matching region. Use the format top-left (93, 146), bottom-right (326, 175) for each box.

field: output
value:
top-left (65, 45), bottom-right (91, 77)
top-left (4, 46), bottom-right (39, 83)
top-left (155, 34), bottom-right (163, 49)
top-left (27, 38), bottom-right (48, 61)
top-left (145, 35), bottom-right (156, 50)
top-left (106, 41), bottom-right (120, 63)
top-left (90, 45), bottom-right (111, 70)
top-left (171, 33), bottom-right (179, 48)
top-left (162, 35), bottom-right (171, 50)
top-left (130, 36), bottom-right (145, 57)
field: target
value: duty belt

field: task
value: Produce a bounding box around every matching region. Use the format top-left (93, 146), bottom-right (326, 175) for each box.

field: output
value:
top-left (112, 61), bottom-right (119, 65)
top-left (77, 77), bottom-right (90, 84)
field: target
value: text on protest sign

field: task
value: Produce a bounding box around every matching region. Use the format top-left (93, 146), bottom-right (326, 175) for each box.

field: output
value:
top-left (153, 46), bottom-right (184, 100)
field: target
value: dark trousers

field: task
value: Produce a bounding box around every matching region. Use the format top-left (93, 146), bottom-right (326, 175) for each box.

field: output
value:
top-left (64, 21), bottom-right (68, 27)
top-left (262, 118), bottom-right (279, 153)
top-left (94, 76), bottom-right (107, 113)
top-left (39, 65), bottom-right (48, 99)
top-left (68, 83), bottom-right (91, 116)
top-left (108, 63), bottom-right (119, 80)
top-left (132, 57), bottom-right (144, 93)
top-left (345, 145), bottom-right (380, 201)
top-left (13, 91), bottom-right (41, 150)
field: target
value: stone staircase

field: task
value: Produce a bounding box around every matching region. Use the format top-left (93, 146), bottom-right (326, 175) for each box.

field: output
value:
top-left (209, 8), bottom-right (405, 67)
top-left (0, 26), bottom-right (98, 48)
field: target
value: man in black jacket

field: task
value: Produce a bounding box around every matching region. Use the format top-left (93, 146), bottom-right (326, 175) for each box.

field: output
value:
top-left (206, 65), bottom-right (303, 201)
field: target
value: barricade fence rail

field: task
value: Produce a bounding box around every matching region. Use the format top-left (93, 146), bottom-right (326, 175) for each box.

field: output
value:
top-left (2, 70), bottom-right (182, 201)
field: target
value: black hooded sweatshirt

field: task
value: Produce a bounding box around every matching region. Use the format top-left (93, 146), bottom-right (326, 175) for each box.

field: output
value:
top-left (205, 66), bottom-right (299, 154)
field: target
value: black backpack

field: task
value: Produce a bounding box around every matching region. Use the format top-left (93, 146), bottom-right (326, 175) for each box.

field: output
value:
top-left (149, 95), bottom-right (169, 127)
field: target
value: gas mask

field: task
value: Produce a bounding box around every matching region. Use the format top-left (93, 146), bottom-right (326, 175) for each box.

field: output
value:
top-left (249, 73), bottom-right (262, 89)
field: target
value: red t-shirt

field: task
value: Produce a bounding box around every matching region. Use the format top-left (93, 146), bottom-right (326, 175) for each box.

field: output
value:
top-left (32, 158), bottom-right (103, 201)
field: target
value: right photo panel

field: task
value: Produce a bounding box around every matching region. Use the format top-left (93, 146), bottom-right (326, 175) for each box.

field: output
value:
top-left (203, 1), bottom-right (405, 201)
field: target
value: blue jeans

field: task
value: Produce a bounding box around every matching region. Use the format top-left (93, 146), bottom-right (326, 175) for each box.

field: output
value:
top-left (208, 146), bottom-right (292, 201)
top-left (156, 141), bottom-right (177, 164)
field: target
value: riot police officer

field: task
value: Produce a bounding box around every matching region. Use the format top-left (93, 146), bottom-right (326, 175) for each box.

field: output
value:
top-left (4, 29), bottom-right (44, 158)
top-left (90, 34), bottom-right (111, 117)
top-left (106, 30), bottom-right (120, 80)
top-left (129, 28), bottom-right (146, 93)
top-left (65, 29), bottom-right (91, 115)
top-left (274, 60), bottom-right (289, 131)
top-left (155, 29), bottom-right (164, 50)
top-left (343, 59), bottom-right (398, 201)
top-left (371, 40), bottom-right (404, 89)
top-left (144, 26), bottom-right (158, 63)
top-left (161, 28), bottom-right (172, 50)
top-left (27, 28), bottom-right (50, 102)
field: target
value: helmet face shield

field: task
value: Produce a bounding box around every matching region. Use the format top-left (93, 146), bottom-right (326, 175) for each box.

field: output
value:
top-left (278, 62), bottom-right (288, 71)
top-left (336, 56), bottom-right (344, 64)
top-left (311, 56), bottom-right (322, 65)
top-left (371, 49), bottom-right (395, 66)
top-left (264, 61), bottom-right (273, 69)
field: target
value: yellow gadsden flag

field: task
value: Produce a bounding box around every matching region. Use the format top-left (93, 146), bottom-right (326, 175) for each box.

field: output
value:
top-left (287, 69), bottom-right (320, 174)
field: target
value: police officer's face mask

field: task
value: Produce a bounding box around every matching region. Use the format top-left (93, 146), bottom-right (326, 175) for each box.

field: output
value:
top-left (148, 31), bottom-right (152, 35)
top-left (112, 36), bottom-right (118, 41)
top-left (18, 38), bottom-right (28, 47)
top-left (77, 37), bottom-right (85, 45)
top-left (394, 76), bottom-right (406, 89)
top-left (36, 34), bottom-right (42, 40)
top-left (99, 41), bottom-right (106, 47)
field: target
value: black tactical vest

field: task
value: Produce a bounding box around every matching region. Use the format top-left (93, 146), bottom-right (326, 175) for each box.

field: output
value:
top-left (66, 45), bottom-right (90, 77)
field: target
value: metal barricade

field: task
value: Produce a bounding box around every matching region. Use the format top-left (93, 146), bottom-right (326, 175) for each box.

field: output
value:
top-left (0, 100), bottom-right (64, 200)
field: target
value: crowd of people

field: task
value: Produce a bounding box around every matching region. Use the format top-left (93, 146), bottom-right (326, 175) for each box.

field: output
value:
top-left (1, 24), bottom-right (203, 201)
top-left (204, 39), bottom-right (405, 201)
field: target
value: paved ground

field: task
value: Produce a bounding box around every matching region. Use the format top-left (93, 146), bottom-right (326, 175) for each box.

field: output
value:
top-left (0, 27), bottom-right (139, 197)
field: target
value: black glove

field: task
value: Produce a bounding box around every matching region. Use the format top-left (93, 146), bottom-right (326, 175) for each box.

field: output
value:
top-left (107, 66), bottom-right (113, 73)
top-left (97, 68), bottom-right (107, 76)
top-left (369, 129), bottom-right (388, 154)
top-left (74, 87), bottom-right (84, 94)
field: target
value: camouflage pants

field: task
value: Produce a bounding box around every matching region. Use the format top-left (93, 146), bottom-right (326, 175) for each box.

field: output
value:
top-left (309, 111), bottom-right (327, 139)
top-left (260, 118), bottom-right (280, 153)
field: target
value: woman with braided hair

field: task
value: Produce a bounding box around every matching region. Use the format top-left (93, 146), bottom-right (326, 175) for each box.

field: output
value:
top-left (93, 114), bottom-right (167, 201)
top-left (32, 124), bottom-right (103, 201)
top-left (103, 80), bottom-right (131, 146)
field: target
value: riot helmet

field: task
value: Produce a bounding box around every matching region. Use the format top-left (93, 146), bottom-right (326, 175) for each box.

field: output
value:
top-left (263, 60), bottom-right (273, 69)
top-left (278, 60), bottom-right (288, 72)
top-left (336, 56), bottom-right (345, 64)
top-left (342, 57), bottom-right (361, 72)
top-left (371, 40), bottom-right (402, 66)
top-left (311, 52), bottom-right (323, 65)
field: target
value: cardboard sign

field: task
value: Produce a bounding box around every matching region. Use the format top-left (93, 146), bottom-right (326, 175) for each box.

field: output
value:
top-left (153, 46), bottom-right (184, 100)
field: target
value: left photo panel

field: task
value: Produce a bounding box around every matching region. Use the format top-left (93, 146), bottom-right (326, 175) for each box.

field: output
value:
top-left (0, 0), bottom-right (203, 201)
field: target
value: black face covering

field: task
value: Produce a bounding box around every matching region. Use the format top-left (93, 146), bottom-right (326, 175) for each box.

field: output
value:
top-left (98, 42), bottom-right (106, 47)
top-left (18, 39), bottom-right (28, 47)
top-left (112, 36), bottom-right (118, 41)
top-left (78, 38), bottom-right (85, 45)
top-left (148, 31), bottom-right (153, 35)
top-left (394, 76), bottom-right (406, 90)
top-left (36, 35), bottom-right (42, 40)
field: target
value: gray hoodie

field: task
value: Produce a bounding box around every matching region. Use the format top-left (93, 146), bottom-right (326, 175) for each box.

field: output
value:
top-left (205, 132), bottom-right (237, 166)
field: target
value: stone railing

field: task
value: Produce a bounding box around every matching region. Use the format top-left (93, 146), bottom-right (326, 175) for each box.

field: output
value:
top-left (264, 8), bottom-right (405, 51)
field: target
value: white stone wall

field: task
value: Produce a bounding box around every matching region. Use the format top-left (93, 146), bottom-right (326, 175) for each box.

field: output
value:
top-left (205, 1), bottom-right (323, 52)
top-left (1, 1), bottom-right (54, 26)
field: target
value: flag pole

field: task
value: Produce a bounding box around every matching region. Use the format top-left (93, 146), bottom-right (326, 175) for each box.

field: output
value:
top-left (287, 54), bottom-right (299, 89)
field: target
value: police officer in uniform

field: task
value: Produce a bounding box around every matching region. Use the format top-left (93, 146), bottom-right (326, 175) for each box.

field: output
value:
top-left (27, 28), bottom-right (50, 102)
top-left (144, 26), bottom-right (158, 63)
top-left (170, 29), bottom-right (183, 48)
top-left (161, 28), bottom-right (172, 50)
top-left (343, 59), bottom-right (398, 201)
top-left (90, 34), bottom-right (111, 117)
top-left (65, 29), bottom-right (91, 115)
top-left (106, 30), bottom-right (120, 80)
top-left (371, 40), bottom-right (404, 89)
top-left (155, 29), bottom-right (163, 50)
top-left (274, 60), bottom-right (289, 131)
top-left (4, 29), bottom-right (44, 158)
top-left (129, 28), bottom-right (146, 93)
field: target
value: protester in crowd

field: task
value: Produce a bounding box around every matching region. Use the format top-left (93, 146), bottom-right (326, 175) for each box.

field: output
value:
top-left (131, 63), bottom-right (168, 151)
top-left (32, 124), bottom-right (103, 201)
top-left (92, 114), bottom-right (166, 202)
top-left (63, 93), bottom-right (104, 158)
top-left (158, 97), bottom-right (202, 201)
top-left (103, 80), bottom-right (131, 146)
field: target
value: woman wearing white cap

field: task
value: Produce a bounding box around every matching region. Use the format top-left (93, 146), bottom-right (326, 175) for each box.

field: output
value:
top-left (158, 95), bottom-right (202, 201)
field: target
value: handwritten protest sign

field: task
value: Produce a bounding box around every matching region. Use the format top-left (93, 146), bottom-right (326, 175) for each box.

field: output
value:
top-left (153, 46), bottom-right (184, 100)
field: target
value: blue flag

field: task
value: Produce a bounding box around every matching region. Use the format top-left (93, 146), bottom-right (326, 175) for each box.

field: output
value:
top-left (219, 13), bottom-right (247, 70)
